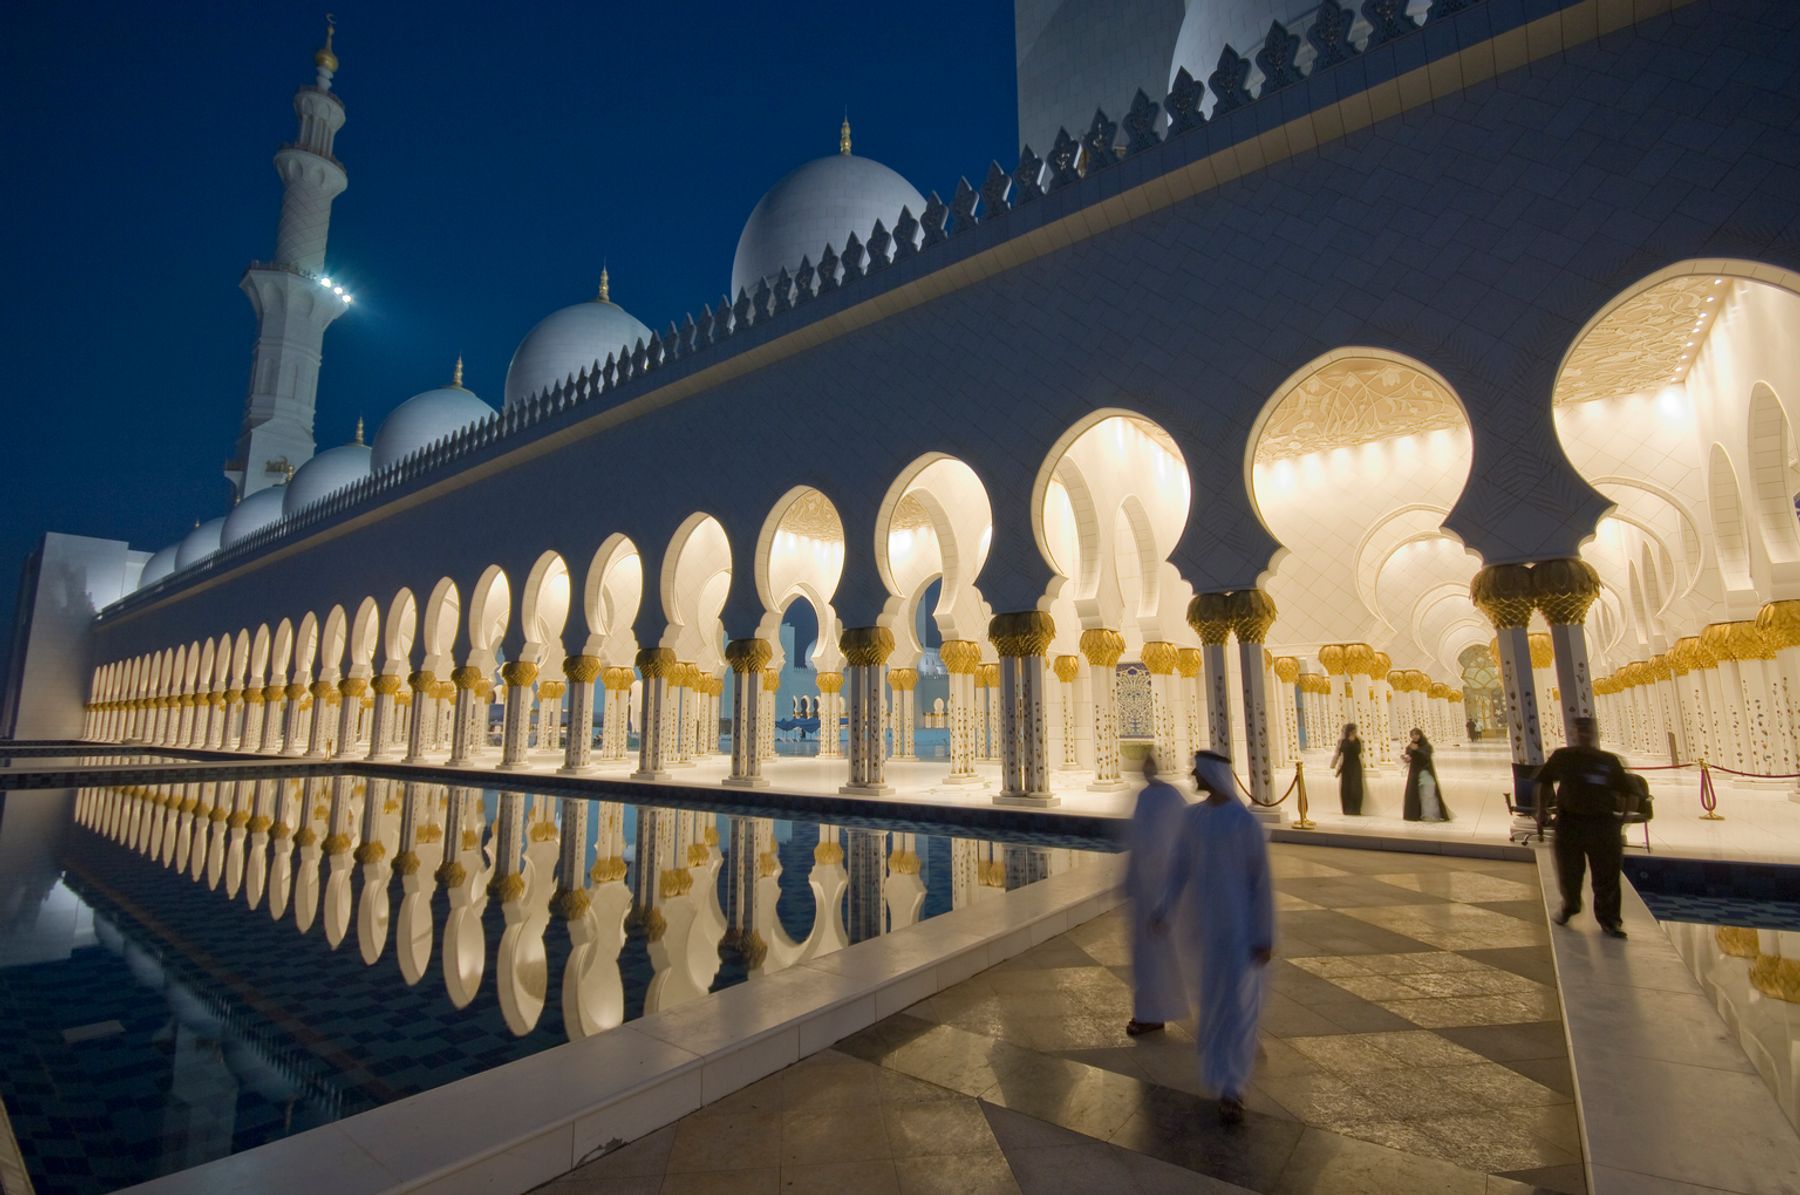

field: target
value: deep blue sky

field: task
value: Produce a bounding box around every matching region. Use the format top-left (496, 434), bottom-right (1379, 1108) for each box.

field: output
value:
top-left (0, 1), bottom-right (1019, 674)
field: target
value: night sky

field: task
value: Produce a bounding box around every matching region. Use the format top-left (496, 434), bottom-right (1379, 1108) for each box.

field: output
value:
top-left (0, 1), bottom-right (1019, 675)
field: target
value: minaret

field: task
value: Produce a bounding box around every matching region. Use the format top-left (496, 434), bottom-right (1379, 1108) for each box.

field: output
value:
top-left (226, 18), bottom-right (351, 498)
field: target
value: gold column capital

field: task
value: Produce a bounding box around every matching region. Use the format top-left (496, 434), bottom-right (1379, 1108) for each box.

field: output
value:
top-left (501, 660), bottom-right (539, 687)
top-left (840, 626), bottom-right (895, 667)
top-left (1470, 563), bottom-right (1536, 629)
top-left (725, 637), bottom-right (773, 674)
top-left (1079, 628), bottom-right (1124, 667)
top-left (987, 610), bottom-right (1055, 658)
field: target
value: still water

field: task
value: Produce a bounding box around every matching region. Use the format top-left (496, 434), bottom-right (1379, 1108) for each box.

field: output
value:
top-left (0, 776), bottom-right (1103, 1193)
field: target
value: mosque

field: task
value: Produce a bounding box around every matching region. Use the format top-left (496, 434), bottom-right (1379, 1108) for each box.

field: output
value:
top-left (7, 0), bottom-right (1800, 825)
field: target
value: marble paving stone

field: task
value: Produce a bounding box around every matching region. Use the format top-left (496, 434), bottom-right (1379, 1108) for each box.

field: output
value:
top-left (1373, 872), bottom-right (1541, 902)
top-left (779, 1103), bottom-right (892, 1167)
top-left (1435, 1021), bottom-right (1570, 1063)
top-left (656, 1168), bottom-right (780, 1194)
top-left (894, 1149), bottom-right (1021, 1195)
top-left (1269, 1126), bottom-right (1489, 1194)
top-left (665, 1109), bottom-right (783, 1173)
top-left (779, 1159), bottom-right (903, 1195)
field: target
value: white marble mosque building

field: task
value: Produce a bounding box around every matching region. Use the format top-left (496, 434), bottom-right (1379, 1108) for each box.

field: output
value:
top-left (8, 0), bottom-right (1800, 821)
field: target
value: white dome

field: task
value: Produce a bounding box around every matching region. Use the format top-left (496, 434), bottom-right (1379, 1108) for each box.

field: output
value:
top-left (174, 517), bottom-right (226, 571)
top-left (221, 485), bottom-right (288, 549)
top-left (283, 441), bottom-right (373, 518)
top-left (503, 289), bottom-right (653, 411)
top-left (139, 544), bottom-right (179, 588)
top-left (731, 150), bottom-right (925, 299)
top-left (372, 383), bottom-right (496, 472)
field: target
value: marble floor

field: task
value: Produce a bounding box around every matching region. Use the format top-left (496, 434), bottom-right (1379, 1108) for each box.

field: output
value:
top-left (529, 842), bottom-right (1582, 1195)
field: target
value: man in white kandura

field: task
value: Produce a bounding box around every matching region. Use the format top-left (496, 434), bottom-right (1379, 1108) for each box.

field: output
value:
top-left (1124, 753), bottom-right (1189, 1036)
top-left (1151, 749), bottom-right (1275, 1125)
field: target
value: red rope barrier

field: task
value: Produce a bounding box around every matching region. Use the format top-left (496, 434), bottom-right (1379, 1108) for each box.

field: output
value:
top-left (1698, 761), bottom-right (1722, 820)
top-left (1234, 768), bottom-right (1298, 807)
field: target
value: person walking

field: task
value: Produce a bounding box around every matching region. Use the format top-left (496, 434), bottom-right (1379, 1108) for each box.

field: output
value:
top-left (1402, 728), bottom-right (1451, 821)
top-left (1151, 750), bottom-right (1274, 1125)
top-left (1330, 723), bottom-right (1364, 815)
top-left (1535, 716), bottom-right (1630, 939)
top-left (1124, 754), bottom-right (1189, 1036)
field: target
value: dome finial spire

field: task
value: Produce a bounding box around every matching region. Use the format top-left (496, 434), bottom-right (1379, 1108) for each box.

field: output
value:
top-left (598, 264), bottom-right (610, 303)
top-left (452, 355), bottom-right (464, 388)
top-left (840, 110), bottom-right (851, 156)
top-left (314, 13), bottom-right (339, 81)
top-left (352, 414), bottom-right (364, 444)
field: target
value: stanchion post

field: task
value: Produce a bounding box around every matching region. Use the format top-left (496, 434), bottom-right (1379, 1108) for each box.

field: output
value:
top-left (1698, 757), bottom-right (1723, 820)
top-left (1293, 759), bottom-right (1315, 829)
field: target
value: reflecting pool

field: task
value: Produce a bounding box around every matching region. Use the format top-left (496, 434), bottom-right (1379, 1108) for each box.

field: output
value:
top-left (0, 777), bottom-right (1103, 1193)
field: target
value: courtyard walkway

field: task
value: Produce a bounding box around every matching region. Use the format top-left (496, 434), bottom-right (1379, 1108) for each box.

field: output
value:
top-left (531, 842), bottom-right (1581, 1194)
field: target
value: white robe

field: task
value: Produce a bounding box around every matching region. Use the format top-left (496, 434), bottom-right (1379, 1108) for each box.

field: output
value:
top-left (1125, 779), bottom-right (1190, 1023)
top-left (1154, 797), bottom-right (1274, 1098)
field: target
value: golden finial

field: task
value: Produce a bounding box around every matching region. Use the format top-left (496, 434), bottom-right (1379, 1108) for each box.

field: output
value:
top-left (315, 14), bottom-right (339, 72)
top-left (452, 355), bottom-right (464, 388)
top-left (352, 415), bottom-right (364, 445)
top-left (840, 112), bottom-right (851, 156)
top-left (598, 266), bottom-right (610, 303)
top-left (283, 463), bottom-right (296, 482)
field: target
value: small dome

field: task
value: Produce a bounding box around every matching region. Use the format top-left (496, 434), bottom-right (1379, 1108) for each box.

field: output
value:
top-left (284, 440), bottom-right (372, 518)
top-left (175, 518), bottom-right (227, 571)
top-left (730, 142), bottom-right (925, 300)
top-left (221, 484), bottom-right (287, 549)
top-left (372, 369), bottom-right (497, 473)
top-left (503, 274), bottom-right (653, 411)
top-left (139, 544), bottom-right (179, 588)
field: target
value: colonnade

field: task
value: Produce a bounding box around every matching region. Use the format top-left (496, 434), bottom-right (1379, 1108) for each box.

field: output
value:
top-left (1592, 600), bottom-right (1800, 780)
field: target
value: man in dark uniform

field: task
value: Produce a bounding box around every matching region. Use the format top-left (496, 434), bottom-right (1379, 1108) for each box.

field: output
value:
top-left (1535, 716), bottom-right (1629, 939)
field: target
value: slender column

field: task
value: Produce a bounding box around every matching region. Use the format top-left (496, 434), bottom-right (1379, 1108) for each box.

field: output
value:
top-left (212, 691), bottom-right (235, 749)
top-left (1318, 645), bottom-right (1349, 739)
top-left (633, 648), bottom-right (677, 779)
top-left (499, 661), bottom-right (539, 768)
top-left (724, 639), bottom-right (772, 788)
top-left (239, 688), bottom-right (264, 752)
top-left (759, 669), bottom-right (779, 761)
top-left (402, 671), bottom-right (436, 762)
top-left (1189, 595), bottom-right (1235, 754)
top-left (333, 677), bottom-right (366, 759)
top-left (1368, 654), bottom-right (1392, 768)
top-left (1728, 621), bottom-right (1785, 780)
top-left (361, 675), bottom-right (397, 758)
top-left (1229, 591), bottom-right (1279, 805)
top-left (300, 679), bottom-right (331, 757)
top-left (1702, 624), bottom-right (1749, 770)
top-left (270, 682), bottom-right (296, 754)
top-left (448, 666), bottom-right (482, 765)
top-left (559, 656), bottom-right (602, 773)
top-left (1472, 564), bottom-right (1544, 768)
top-left (1142, 642), bottom-right (1180, 771)
top-left (537, 680), bottom-right (564, 752)
top-left (1273, 657), bottom-right (1300, 761)
top-left (1696, 634), bottom-right (1733, 766)
top-left (1758, 601), bottom-right (1800, 784)
top-left (1527, 634), bottom-right (1560, 749)
top-left (817, 672), bottom-right (844, 759)
top-left (977, 664), bottom-right (1000, 762)
top-left (991, 612), bottom-right (1057, 806)
top-left (840, 627), bottom-right (895, 795)
top-left (1175, 649), bottom-right (1203, 765)
top-left (938, 642), bottom-right (980, 783)
top-left (1080, 628), bottom-right (1126, 791)
top-left (1053, 655), bottom-right (1082, 769)
top-left (600, 667), bottom-right (632, 760)
top-left (889, 668), bottom-right (918, 760)
top-left (1528, 558), bottom-right (1600, 746)
top-left (177, 689), bottom-right (199, 747)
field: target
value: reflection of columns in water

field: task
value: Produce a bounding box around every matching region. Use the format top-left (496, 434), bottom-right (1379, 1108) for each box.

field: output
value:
top-left (1081, 628), bottom-right (1126, 791)
top-left (885, 831), bottom-right (925, 931)
top-left (939, 642), bottom-right (980, 783)
top-left (1471, 564), bottom-right (1543, 768)
top-left (845, 829), bottom-right (887, 942)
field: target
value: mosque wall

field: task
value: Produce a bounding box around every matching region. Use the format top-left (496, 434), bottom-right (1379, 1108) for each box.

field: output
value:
top-left (36, 0), bottom-right (1800, 745)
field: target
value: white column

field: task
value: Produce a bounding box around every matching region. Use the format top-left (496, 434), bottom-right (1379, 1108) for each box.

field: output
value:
top-left (725, 639), bottom-right (771, 789)
top-left (499, 661), bottom-right (538, 769)
top-left (1080, 629), bottom-right (1126, 791)
top-left (560, 656), bottom-right (601, 773)
top-left (634, 649), bottom-right (675, 779)
top-left (840, 628), bottom-right (895, 795)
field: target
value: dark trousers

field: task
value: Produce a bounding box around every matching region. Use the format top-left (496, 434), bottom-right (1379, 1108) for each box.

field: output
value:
top-left (1554, 815), bottom-right (1623, 928)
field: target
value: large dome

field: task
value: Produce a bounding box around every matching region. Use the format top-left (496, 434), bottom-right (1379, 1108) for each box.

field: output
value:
top-left (284, 439), bottom-right (372, 518)
top-left (373, 371), bottom-right (497, 472)
top-left (139, 543), bottom-right (179, 588)
top-left (730, 140), bottom-right (925, 300)
top-left (503, 277), bottom-right (652, 411)
top-left (174, 517), bottom-right (227, 571)
top-left (221, 484), bottom-right (287, 549)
